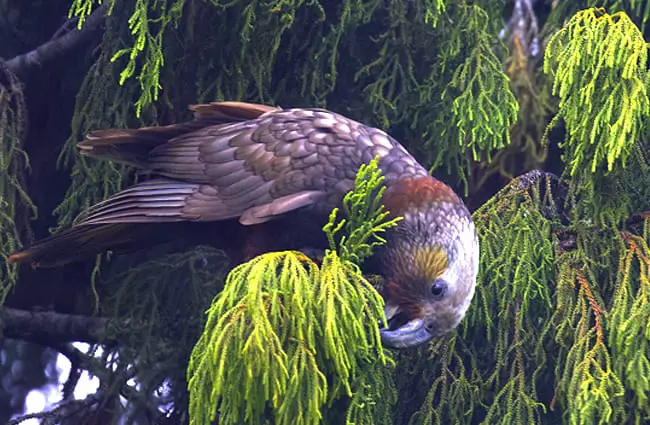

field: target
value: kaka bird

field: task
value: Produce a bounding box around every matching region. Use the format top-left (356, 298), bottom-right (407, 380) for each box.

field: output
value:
top-left (8, 101), bottom-right (479, 349)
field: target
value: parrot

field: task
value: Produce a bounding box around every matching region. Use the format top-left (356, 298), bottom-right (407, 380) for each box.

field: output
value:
top-left (7, 101), bottom-right (479, 349)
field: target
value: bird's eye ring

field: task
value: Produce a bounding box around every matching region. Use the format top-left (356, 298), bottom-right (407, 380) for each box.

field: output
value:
top-left (430, 279), bottom-right (447, 299)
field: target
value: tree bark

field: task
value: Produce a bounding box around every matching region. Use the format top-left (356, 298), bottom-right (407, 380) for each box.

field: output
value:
top-left (2, 307), bottom-right (110, 345)
top-left (4, 4), bottom-right (107, 76)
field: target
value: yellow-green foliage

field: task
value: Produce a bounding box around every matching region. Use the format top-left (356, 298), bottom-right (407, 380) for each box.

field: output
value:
top-left (68, 0), bottom-right (108, 27)
top-left (608, 231), bottom-right (650, 419)
top-left (540, 8), bottom-right (650, 228)
top-left (552, 240), bottom-right (624, 425)
top-left (423, 0), bottom-right (445, 27)
top-left (187, 158), bottom-right (398, 425)
top-left (323, 158), bottom-right (403, 265)
top-left (0, 64), bottom-right (36, 305)
top-left (544, 8), bottom-right (649, 175)
top-left (186, 251), bottom-right (384, 425)
top-left (544, 1), bottom-right (650, 43)
top-left (589, 1), bottom-right (650, 28)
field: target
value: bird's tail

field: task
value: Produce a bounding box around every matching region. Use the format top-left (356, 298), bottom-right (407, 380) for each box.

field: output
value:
top-left (9, 102), bottom-right (280, 268)
top-left (6, 223), bottom-right (162, 268)
top-left (78, 101), bottom-right (278, 168)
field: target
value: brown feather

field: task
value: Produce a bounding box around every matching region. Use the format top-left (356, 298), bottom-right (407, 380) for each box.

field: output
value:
top-left (382, 176), bottom-right (462, 218)
top-left (189, 101), bottom-right (279, 122)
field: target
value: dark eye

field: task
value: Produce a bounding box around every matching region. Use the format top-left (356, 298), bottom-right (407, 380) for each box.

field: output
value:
top-left (430, 279), bottom-right (447, 299)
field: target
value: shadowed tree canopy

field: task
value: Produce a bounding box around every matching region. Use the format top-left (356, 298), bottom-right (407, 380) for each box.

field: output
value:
top-left (1, 1), bottom-right (650, 424)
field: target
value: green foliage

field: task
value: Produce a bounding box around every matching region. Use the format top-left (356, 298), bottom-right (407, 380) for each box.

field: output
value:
top-left (187, 159), bottom-right (398, 425)
top-left (0, 63), bottom-right (36, 306)
top-left (343, 358), bottom-right (397, 425)
top-left (416, 2), bottom-right (518, 193)
top-left (400, 336), bottom-right (481, 425)
top-left (391, 168), bottom-right (650, 424)
top-left (69, 0), bottom-right (184, 116)
top-left (353, 0), bottom-right (440, 127)
top-left (323, 157), bottom-right (403, 265)
top-left (544, 8), bottom-right (649, 176)
top-left (439, 4), bottom-right (519, 163)
top-left (63, 0), bottom-right (512, 194)
top-left (110, 0), bottom-right (184, 116)
top-left (469, 174), bottom-right (555, 424)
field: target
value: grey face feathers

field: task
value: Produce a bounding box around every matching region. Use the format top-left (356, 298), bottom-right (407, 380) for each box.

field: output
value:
top-left (378, 179), bottom-right (479, 349)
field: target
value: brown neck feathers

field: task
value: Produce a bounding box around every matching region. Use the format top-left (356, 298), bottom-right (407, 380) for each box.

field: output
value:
top-left (382, 176), bottom-right (461, 218)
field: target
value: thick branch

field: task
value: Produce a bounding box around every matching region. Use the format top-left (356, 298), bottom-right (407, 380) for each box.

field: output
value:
top-left (2, 307), bottom-right (110, 345)
top-left (5, 4), bottom-right (108, 76)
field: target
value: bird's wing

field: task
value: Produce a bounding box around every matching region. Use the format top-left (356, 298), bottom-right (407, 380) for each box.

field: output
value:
top-left (75, 103), bottom-right (427, 227)
top-left (75, 178), bottom-right (325, 225)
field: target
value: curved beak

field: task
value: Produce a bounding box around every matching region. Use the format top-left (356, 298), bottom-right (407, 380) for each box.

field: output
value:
top-left (379, 305), bottom-right (434, 349)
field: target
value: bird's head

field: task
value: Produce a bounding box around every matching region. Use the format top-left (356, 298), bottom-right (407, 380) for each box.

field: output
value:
top-left (377, 177), bottom-right (479, 349)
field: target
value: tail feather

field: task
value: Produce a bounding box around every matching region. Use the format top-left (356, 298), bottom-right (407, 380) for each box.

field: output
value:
top-left (6, 223), bottom-right (157, 268)
top-left (7, 220), bottom-right (246, 268)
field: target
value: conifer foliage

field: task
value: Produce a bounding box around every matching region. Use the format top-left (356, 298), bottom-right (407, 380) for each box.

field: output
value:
top-left (187, 159), bottom-right (399, 425)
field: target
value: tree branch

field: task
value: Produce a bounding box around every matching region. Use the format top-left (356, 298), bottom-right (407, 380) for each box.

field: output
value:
top-left (6, 391), bottom-right (101, 425)
top-left (4, 4), bottom-right (108, 76)
top-left (2, 307), bottom-right (111, 345)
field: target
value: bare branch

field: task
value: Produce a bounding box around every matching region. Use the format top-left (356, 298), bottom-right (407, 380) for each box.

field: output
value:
top-left (4, 4), bottom-right (108, 76)
top-left (6, 392), bottom-right (101, 425)
top-left (2, 306), bottom-right (111, 345)
top-left (50, 16), bottom-right (81, 41)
